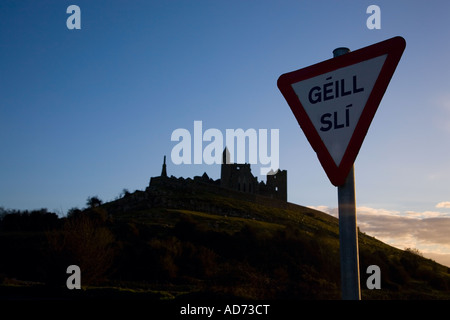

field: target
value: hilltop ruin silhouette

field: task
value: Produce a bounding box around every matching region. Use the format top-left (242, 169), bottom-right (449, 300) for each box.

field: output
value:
top-left (150, 148), bottom-right (287, 202)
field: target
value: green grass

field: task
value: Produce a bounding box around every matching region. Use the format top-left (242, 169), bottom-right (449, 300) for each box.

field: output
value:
top-left (167, 209), bottom-right (286, 234)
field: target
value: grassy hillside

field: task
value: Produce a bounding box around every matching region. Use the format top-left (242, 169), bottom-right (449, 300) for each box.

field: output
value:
top-left (1, 181), bottom-right (450, 300)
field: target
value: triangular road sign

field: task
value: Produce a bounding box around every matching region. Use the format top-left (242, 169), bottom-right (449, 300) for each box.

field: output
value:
top-left (278, 36), bottom-right (406, 186)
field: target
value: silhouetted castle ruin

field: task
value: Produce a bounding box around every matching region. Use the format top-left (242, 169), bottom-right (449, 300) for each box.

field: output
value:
top-left (150, 149), bottom-right (287, 202)
top-left (220, 148), bottom-right (287, 201)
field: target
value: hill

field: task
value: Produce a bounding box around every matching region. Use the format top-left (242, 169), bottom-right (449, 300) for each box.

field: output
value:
top-left (1, 178), bottom-right (450, 300)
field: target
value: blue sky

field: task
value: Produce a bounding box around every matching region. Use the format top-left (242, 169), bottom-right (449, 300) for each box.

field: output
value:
top-left (1, 1), bottom-right (450, 266)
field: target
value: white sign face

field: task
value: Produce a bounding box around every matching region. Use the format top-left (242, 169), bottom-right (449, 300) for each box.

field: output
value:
top-left (291, 55), bottom-right (387, 166)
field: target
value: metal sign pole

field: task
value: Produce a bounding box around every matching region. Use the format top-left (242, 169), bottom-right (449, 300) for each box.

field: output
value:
top-left (332, 47), bottom-right (361, 300)
top-left (337, 165), bottom-right (361, 300)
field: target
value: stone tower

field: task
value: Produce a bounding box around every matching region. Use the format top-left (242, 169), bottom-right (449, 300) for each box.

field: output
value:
top-left (220, 148), bottom-right (231, 188)
top-left (265, 169), bottom-right (287, 201)
top-left (161, 155), bottom-right (167, 178)
top-left (220, 148), bottom-right (258, 193)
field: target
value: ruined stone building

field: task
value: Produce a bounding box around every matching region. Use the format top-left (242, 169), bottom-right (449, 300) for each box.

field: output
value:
top-left (151, 149), bottom-right (287, 202)
top-left (220, 148), bottom-right (287, 201)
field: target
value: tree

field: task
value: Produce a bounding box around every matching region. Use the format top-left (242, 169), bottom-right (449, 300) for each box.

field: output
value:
top-left (405, 247), bottom-right (423, 257)
top-left (67, 207), bottom-right (82, 218)
top-left (121, 188), bottom-right (130, 198)
top-left (46, 213), bottom-right (115, 286)
top-left (86, 196), bottom-right (102, 208)
top-left (0, 207), bottom-right (8, 221)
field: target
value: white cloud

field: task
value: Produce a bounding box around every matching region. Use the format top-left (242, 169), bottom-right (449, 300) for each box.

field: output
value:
top-left (312, 204), bottom-right (450, 267)
top-left (404, 210), bottom-right (446, 218)
top-left (357, 206), bottom-right (400, 216)
top-left (436, 201), bottom-right (450, 208)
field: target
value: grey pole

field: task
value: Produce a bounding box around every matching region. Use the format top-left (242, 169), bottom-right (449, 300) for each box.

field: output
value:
top-left (338, 166), bottom-right (361, 300)
top-left (334, 47), bottom-right (361, 300)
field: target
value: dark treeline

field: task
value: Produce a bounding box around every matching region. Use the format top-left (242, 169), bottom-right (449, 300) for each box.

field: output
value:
top-left (0, 208), bottom-right (60, 232)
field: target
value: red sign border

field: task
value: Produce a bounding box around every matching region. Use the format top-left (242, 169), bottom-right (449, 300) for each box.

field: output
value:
top-left (278, 36), bottom-right (406, 186)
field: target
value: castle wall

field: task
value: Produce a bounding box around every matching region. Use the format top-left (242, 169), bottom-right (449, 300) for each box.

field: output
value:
top-left (154, 149), bottom-right (287, 204)
top-left (146, 174), bottom-right (292, 216)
